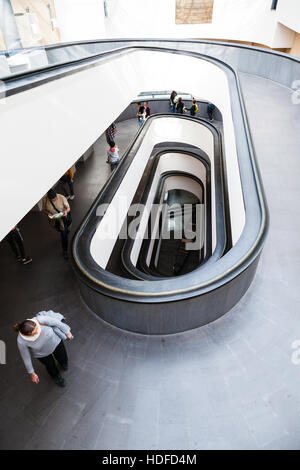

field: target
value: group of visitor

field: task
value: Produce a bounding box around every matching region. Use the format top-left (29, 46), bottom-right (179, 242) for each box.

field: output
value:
top-left (136, 101), bottom-right (151, 127)
top-left (169, 90), bottom-right (215, 120)
top-left (170, 91), bottom-right (189, 114)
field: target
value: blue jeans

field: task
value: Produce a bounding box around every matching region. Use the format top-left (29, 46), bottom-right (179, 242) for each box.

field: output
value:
top-left (170, 103), bottom-right (176, 113)
top-left (138, 118), bottom-right (144, 127)
top-left (110, 161), bottom-right (119, 172)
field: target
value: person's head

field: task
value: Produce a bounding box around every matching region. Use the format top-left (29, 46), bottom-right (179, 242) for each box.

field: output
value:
top-left (192, 99), bottom-right (196, 104)
top-left (136, 102), bottom-right (141, 108)
top-left (172, 91), bottom-right (177, 95)
top-left (47, 189), bottom-right (57, 201)
top-left (110, 141), bottom-right (115, 150)
top-left (144, 101), bottom-right (148, 107)
top-left (178, 97), bottom-right (182, 102)
top-left (13, 320), bottom-right (37, 336)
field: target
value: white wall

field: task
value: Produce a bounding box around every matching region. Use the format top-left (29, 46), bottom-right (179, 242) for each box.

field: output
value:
top-left (277, 0), bottom-right (300, 35)
top-left (54, 0), bottom-right (106, 42)
top-left (54, 0), bottom-right (294, 48)
top-left (105, 0), bottom-right (292, 47)
top-left (0, 51), bottom-right (143, 240)
top-left (128, 144), bottom-right (210, 268)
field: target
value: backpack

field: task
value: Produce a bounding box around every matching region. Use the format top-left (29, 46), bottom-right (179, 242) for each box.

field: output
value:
top-left (194, 104), bottom-right (198, 114)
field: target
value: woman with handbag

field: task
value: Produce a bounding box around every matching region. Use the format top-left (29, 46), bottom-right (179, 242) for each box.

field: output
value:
top-left (42, 189), bottom-right (72, 260)
top-left (14, 311), bottom-right (73, 387)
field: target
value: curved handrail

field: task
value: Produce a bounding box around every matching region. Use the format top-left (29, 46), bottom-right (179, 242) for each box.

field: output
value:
top-left (69, 44), bottom-right (269, 301)
top-left (1, 38), bottom-right (299, 97)
top-left (119, 121), bottom-right (228, 281)
top-left (2, 37), bottom-right (300, 64)
top-left (121, 166), bottom-right (210, 281)
top-left (0, 41), bottom-right (269, 302)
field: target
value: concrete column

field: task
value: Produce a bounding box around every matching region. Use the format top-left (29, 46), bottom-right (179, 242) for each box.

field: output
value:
top-left (0, 0), bottom-right (22, 50)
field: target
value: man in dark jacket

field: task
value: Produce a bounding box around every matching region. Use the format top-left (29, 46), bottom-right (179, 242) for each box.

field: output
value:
top-left (207, 102), bottom-right (216, 121)
top-left (187, 99), bottom-right (198, 116)
top-left (176, 97), bottom-right (185, 114)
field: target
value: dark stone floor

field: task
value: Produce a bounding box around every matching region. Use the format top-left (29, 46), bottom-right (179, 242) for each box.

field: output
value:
top-left (0, 81), bottom-right (300, 450)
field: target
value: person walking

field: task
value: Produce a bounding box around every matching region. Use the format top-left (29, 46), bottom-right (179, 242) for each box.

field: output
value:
top-left (42, 189), bottom-right (72, 260)
top-left (4, 226), bottom-right (32, 265)
top-left (187, 99), bottom-right (198, 116)
top-left (107, 141), bottom-right (120, 172)
top-left (136, 102), bottom-right (145, 127)
top-left (14, 310), bottom-right (73, 387)
top-left (105, 123), bottom-right (117, 147)
top-left (169, 91), bottom-right (177, 113)
top-left (59, 168), bottom-right (75, 200)
top-left (207, 102), bottom-right (216, 121)
top-left (176, 96), bottom-right (185, 114)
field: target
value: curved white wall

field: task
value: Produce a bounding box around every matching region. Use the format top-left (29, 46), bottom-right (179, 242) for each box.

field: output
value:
top-left (277, 0), bottom-right (300, 35)
top-left (129, 151), bottom-right (208, 268)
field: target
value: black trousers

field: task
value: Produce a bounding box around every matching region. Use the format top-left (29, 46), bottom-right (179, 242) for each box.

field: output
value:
top-left (5, 229), bottom-right (26, 259)
top-left (60, 227), bottom-right (69, 253)
top-left (38, 341), bottom-right (68, 378)
top-left (56, 217), bottom-right (69, 254)
top-left (60, 175), bottom-right (74, 197)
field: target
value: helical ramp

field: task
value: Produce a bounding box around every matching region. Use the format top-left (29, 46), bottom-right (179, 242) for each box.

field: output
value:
top-left (69, 46), bottom-right (269, 334)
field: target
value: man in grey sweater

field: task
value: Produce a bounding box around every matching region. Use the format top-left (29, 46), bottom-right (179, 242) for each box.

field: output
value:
top-left (14, 310), bottom-right (73, 387)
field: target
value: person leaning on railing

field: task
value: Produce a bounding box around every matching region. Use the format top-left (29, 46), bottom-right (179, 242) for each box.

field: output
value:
top-left (136, 102), bottom-right (146, 127)
top-left (175, 96), bottom-right (185, 114)
top-left (186, 99), bottom-right (198, 116)
top-left (169, 90), bottom-right (177, 113)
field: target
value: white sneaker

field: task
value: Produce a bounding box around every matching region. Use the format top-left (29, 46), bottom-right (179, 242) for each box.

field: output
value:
top-left (69, 195), bottom-right (75, 200)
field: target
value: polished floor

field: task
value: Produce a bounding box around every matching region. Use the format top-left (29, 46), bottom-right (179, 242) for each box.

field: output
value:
top-left (0, 80), bottom-right (300, 449)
